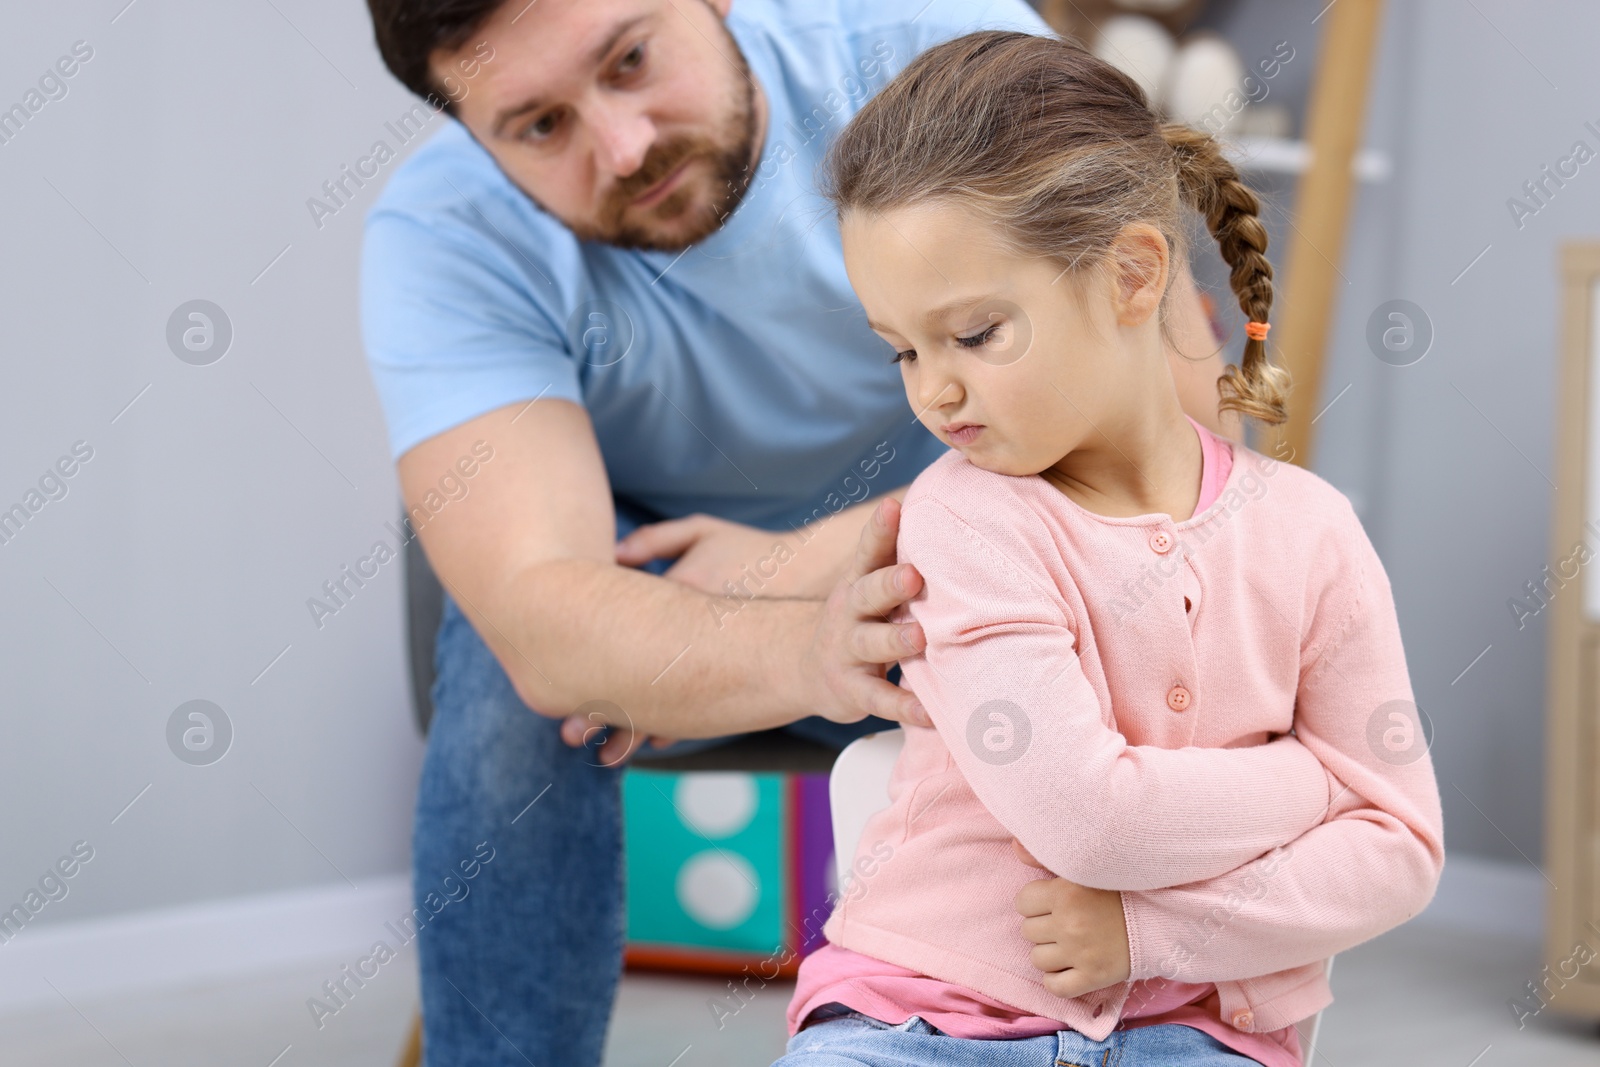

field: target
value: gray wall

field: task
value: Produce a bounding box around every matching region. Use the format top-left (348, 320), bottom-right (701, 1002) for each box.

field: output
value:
top-left (1354, 0), bottom-right (1586, 870)
top-left (0, 1), bottom-right (428, 926)
top-left (1221, 0), bottom-right (1583, 871)
top-left (0, 0), bottom-right (1578, 929)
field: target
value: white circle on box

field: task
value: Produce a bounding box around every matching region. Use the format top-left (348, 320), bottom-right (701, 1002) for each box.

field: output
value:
top-left (677, 851), bottom-right (759, 929)
top-left (674, 773), bottom-right (758, 838)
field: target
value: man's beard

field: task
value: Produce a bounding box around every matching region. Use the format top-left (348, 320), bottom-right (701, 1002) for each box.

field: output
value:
top-left (565, 45), bottom-right (759, 252)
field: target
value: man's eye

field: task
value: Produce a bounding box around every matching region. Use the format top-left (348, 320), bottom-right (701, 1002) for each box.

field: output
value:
top-left (522, 111), bottom-right (561, 141)
top-left (892, 349), bottom-right (917, 364)
top-left (618, 42), bottom-right (646, 74)
top-left (956, 323), bottom-right (1002, 348)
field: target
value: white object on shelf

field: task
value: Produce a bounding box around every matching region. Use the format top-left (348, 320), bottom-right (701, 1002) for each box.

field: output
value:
top-left (1222, 134), bottom-right (1392, 182)
top-left (1093, 15), bottom-right (1176, 107)
top-left (1231, 103), bottom-right (1293, 140)
top-left (1164, 34), bottom-right (1248, 135)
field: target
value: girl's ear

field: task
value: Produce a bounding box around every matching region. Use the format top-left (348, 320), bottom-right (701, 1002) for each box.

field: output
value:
top-left (1109, 224), bottom-right (1170, 328)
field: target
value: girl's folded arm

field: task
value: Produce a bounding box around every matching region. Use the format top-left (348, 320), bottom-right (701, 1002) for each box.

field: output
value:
top-left (900, 492), bottom-right (1335, 891)
top-left (1117, 509), bottom-right (1445, 981)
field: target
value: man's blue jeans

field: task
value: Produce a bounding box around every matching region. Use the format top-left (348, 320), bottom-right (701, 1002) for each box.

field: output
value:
top-left (413, 572), bottom-right (894, 1066)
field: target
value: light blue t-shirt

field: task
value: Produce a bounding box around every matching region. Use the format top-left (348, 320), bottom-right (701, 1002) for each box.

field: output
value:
top-left (360, 0), bottom-right (1052, 533)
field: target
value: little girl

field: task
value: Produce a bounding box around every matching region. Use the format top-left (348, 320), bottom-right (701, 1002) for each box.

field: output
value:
top-left (776, 30), bottom-right (1444, 1067)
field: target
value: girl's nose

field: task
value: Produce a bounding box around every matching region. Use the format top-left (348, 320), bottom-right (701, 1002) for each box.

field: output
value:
top-left (917, 370), bottom-right (962, 414)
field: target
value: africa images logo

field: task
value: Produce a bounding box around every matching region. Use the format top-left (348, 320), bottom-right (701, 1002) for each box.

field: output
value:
top-left (967, 699), bottom-right (1031, 766)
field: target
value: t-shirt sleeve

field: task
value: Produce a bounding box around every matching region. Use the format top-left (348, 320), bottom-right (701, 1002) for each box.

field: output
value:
top-left (845, 0), bottom-right (1056, 85)
top-left (359, 204), bottom-right (583, 461)
top-left (904, 0), bottom-right (1055, 46)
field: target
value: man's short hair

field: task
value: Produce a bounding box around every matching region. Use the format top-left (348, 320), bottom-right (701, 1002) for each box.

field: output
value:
top-left (366, 0), bottom-right (507, 108)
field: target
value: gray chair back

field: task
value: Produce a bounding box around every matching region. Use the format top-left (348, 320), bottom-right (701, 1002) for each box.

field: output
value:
top-left (404, 517), bottom-right (445, 737)
top-left (400, 510), bottom-right (840, 772)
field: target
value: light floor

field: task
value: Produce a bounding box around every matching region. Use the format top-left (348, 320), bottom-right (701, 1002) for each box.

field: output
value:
top-left (2, 923), bottom-right (1596, 1066)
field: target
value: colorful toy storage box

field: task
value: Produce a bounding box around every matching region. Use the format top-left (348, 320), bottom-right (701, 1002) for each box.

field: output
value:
top-left (621, 767), bottom-right (835, 977)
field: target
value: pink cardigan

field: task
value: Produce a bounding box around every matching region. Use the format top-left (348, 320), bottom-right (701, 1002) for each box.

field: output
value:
top-left (790, 420), bottom-right (1297, 1067)
top-left (818, 436), bottom-right (1445, 1041)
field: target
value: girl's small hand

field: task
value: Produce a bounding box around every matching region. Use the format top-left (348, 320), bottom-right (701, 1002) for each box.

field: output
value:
top-left (1011, 839), bottom-right (1132, 999)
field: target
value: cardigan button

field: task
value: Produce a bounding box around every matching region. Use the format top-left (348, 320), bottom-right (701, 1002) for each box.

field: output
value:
top-left (1149, 530), bottom-right (1173, 553)
top-left (1232, 1010), bottom-right (1255, 1031)
top-left (1167, 685), bottom-right (1191, 712)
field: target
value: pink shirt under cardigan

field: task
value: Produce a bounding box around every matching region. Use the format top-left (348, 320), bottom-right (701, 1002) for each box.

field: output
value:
top-left (790, 416), bottom-right (1445, 1050)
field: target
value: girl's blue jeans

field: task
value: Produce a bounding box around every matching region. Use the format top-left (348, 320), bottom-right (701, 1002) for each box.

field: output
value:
top-left (413, 564), bottom-right (894, 1067)
top-left (777, 1004), bottom-right (1267, 1066)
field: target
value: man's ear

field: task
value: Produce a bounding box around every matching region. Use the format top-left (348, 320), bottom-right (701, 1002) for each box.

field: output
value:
top-left (1110, 223), bottom-right (1170, 328)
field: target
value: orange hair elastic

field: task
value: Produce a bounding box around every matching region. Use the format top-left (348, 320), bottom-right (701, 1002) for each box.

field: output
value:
top-left (1244, 321), bottom-right (1271, 341)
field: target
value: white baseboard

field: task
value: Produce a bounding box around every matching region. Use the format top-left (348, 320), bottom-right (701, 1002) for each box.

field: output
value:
top-left (1411, 851), bottom-right (1545, 942)
top-left (0, 853), bottom-right (1546, 1013)
top-left (0, 874), bottom-right (412, 1012)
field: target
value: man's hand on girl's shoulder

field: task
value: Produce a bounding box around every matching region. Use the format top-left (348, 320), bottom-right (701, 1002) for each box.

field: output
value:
top-left (797, 496), bottom-right (932, 728)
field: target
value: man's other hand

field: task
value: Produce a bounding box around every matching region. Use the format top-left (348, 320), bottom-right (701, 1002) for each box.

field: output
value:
top-left (615, 513), bottom-right (824, 597)
top-left (558, 714), bottom-right (677, 768)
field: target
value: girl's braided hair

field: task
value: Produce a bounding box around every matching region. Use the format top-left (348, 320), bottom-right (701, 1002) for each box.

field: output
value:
top-left (819, 30), bottom-right (1290, 426)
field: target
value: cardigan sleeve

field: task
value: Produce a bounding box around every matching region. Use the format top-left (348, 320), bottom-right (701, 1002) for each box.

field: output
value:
top-left (896, 490), bottom-right (1335, 891)
top-left (1118, 499), bottom-right (1445, 981)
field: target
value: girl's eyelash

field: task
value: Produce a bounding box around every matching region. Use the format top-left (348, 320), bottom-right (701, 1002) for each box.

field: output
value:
top-left (957, 323), bottom-right (1001, 348)
top-left (890, 323), bottom-right (1002, 364)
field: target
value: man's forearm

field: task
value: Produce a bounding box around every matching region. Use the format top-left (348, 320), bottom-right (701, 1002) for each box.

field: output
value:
top-left (465, 556), bottom-right (821, 738)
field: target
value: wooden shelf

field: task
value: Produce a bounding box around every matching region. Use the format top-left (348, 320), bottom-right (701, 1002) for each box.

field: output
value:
top-left (1221, 135), bottom-right (1391, 183)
